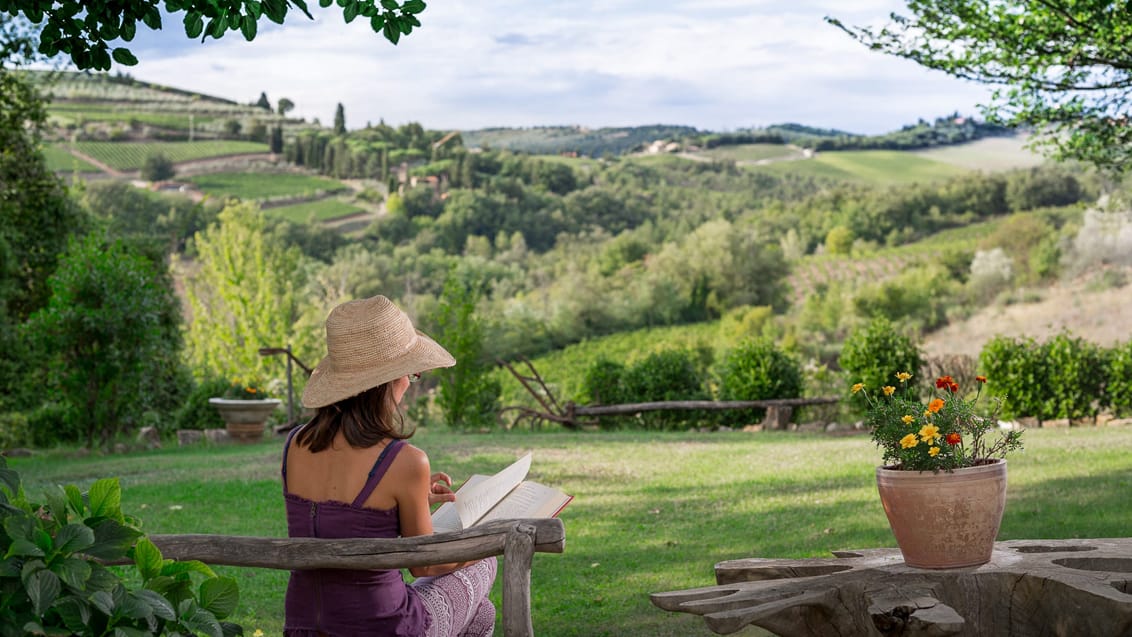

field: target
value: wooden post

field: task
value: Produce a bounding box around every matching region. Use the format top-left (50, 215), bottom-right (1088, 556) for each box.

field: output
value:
top-left (502, 522), bottom-right (537, 637)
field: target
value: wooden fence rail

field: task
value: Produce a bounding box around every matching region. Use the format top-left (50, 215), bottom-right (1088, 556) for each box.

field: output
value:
top-left (137, 518), bottom-right (565, 637)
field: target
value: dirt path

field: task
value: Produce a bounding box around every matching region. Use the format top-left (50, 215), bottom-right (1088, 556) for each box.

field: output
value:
top-left (65, 147), bottom-right (124, 177)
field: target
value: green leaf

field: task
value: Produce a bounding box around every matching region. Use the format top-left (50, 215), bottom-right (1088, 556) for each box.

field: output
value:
top-left (160, 559), bottom-right (216, 578)
top-left (240, 13), bottom-right (257, 40)
top-left (86, 563), bottom-right (121, 592)
top-left (54, 524), bottom-right (94, 555)
top-left (290, 0), bottom-right (313, 19)
top-left (133, 589), bottom-right (176, 621)
top-left (380, 0), bottom-right (399, 9)
top-left (45, 488), bottom-right (69, 528)
top-left (113, 627), bottom-right (151, 637)
top-left (220, 621), bottom-right (244, 637)
top-left (0, 468), bottom-right (20, 497)
top-left (89, 590), bottom-right (114, 615)
top-left (85, 519), bottom-right (141, 560)
top-left (53, 556), bottom-right (91, 589)
top-left (7, 537), bottom-right (44, 558)
top-left (132, 537), bottom-right (163, 581)
top-left (26, 569), bottom-right (61, 616)
top-left (32, 527), bottom-right (52, 555)
top-left (87, 478), bottom-right (121, 521)
top-left (112, 47), bottom-right (139, 66)
top-left (343, 0), bottom-right (358, 23)
top-left (263, 0), bottom-right (286, 24)
top-left (207, 14), bottom-right (229, 39)
top-left (121, 18), bottom-right (136, 41)
top-left (142, 6), bottom-right (162, 29)
top-left (383, 20), bottom-right (400, 43)
top-left (118, 591), bottom-right (152, 620)
top-left (54, 596), bottom-right (92, 632)
top-left (182, 606), bottom-right (223, 637)
top-left (403, 0), bottom-right (425, 13)
top-left (64, 485), bottom-right (84, 516)
top-left (184, 12), bottom-right (205, 38)
top-left (319, 0), bottom-right (332, 6)
top-left (198, 577), bottom-right (239, 619)
top-left (369, 13), bottom-right (385, 30)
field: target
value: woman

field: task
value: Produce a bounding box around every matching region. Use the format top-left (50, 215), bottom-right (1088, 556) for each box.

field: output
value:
top-left (282, 295), bottom-right (498, 636)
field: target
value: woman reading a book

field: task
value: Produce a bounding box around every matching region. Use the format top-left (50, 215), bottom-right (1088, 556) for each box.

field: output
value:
top-left (281, 295), bottom-right (498, 637)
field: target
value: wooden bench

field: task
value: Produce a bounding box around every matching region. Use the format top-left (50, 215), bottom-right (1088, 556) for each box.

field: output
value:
top-left (650, 537), bottom-right (1132, 636)
top-left (144, 518), bottom-right (565, 637)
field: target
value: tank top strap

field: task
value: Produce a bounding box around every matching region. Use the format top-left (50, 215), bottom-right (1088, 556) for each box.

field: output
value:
top-left (280, 423), bottom-right (307, 491)
top-left (351, 439), bottom-right (404, 507)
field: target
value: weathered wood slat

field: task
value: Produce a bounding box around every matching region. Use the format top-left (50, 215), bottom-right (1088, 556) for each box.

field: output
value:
top-left (138, 518), bottom-right (565, 637)
top-left (146, 518), bottom-right (564, 570)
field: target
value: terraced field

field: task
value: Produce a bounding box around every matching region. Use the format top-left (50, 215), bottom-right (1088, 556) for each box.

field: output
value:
top-left (68, 141), bottom-right (270, 170)
top-left (749, 149), bottom-right (972, 184)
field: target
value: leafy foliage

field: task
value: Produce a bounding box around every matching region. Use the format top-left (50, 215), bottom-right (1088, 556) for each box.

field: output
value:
top-left (25, 234), bottom-right (188, 448)
top-left (0, 456), bottom-right (242, 636)
top-left (979, 333), bottom-right (1109, 421)
top-left (582, 349), bottom-right (710, 430)
top-left (830, 1), bottom-right (1132, 171)
top-left (840, 318), bottom-right (924, 412)
top-left (716, 338), bottom-right (804, 424)
top-left (140, 152), bottom-right (175, 182)
top-left (4, 0), bottom-right (427, 70)
top-left (432, 273), bottom-right (501, 430)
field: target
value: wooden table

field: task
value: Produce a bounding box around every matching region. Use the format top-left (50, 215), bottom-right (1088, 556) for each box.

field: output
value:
top-left (650, 538), bottom-right (1132, 636)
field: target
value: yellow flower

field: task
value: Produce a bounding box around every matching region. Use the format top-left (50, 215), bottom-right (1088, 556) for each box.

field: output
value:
top-left (923, 410), bottom-right (931, 418)
top-left (253, 631), bottom-right (264, 637)
top-left (851, 383), bottom-right (864, 394)
top-left (896, 372), bottom-right (912, 383)
top-left (900, 433), bottom-right (919, 449)
top-left (883, 385), bottom-right (896, 396)
top-left (919, 424), bottom-right (941, 443)
top-left (929, 446), bottom-right (941, 457)
top-left (901, 415), bottom-right (915, 425)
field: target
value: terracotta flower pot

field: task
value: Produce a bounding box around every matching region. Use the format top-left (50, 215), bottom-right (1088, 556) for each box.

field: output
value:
top-left (209, 398), bottom-right (281, 443)
top-left (876, 459), bottom-right (1007, 569)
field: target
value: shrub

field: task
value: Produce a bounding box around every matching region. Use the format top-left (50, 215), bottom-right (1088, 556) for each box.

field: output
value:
top-left (619, 349), bottom-right (709, 430)
top-left (580, 358), bottom-right (627, 407)
top-left (1108, 340), bottom-right (1132, 417)
top-left (26, 402), bottom-right (82, 448)
top-left (0, 412), bottom-right (29, 450)
top-left (716, 338), bottom-right (803, 425)
top-left (140, 152), bottom-right (175, 182)
top-left (0, 457), bottom-right (242, 636)
top-left (840, 317), bottom-right (924, 414)
top-left (980, 333), bottom-right (1108, 421)
top-left (173, 377), bottom-right (230, 431)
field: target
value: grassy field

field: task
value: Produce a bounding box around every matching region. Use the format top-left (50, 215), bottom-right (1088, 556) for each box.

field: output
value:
top-left (69, 141), bottom-right (270, 170)
top-left (697, 143), bottom-right (804, 163)
top-left (913, 135), bottom-right (1046, 171)
top-left (188, 172), bottom-right (348, 201)
top-left (265, 197), bottom-right (365, 223)
top-left (47, 105), bottom-right (220, 131)
top-left (40, 145), bottom-right (100, 172)
top-left (751, 150), bottom-right (972, 184)
top-left (11, 425), bottom-right (1131, 636)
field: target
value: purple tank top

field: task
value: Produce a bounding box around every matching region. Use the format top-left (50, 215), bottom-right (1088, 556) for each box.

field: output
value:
top-left (281, 428), bottom-right (429, 637)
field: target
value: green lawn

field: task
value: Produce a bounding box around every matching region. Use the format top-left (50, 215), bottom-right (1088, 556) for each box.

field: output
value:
top-left (70, 141), bottom-right (270, 170)
top-left (187, 172), bottom-right (348, 201)
top-left (11, 425), bottom-right (1132, 636)
top-left (752, 150), bottom-right (972, 185)
top-left (41, 145), bottom-right (100, 172)
top-left (265, 197), bottom-right (364, 223)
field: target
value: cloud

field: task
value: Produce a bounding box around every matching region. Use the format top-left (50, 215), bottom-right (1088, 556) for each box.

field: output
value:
top-left (119, 0), bottom-right (995, 134)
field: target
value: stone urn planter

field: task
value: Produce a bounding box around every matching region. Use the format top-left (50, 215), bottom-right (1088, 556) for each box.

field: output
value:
top-left (876, 458), bottom-right (1008, 569)
top-left (208, 398), bottom-right (281, 443)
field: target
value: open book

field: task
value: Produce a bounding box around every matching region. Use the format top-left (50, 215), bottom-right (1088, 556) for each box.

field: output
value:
top-left (431, 453), bottom-right (572, 533)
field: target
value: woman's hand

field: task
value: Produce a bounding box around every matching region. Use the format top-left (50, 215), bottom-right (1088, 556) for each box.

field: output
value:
top-left (428, 472), bottom-right (456, 507)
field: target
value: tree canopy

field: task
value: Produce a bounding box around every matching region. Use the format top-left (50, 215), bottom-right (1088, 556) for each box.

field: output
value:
top-left (1, 0), bottom-right (427, 70)
top-left (829, 1), bottom-right (1132, 171)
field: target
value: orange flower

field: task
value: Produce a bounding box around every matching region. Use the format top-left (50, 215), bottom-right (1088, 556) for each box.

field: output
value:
top-left (975, 375), bottom-right (987, 384)
top-left (935, 375), bottom-right (954, 389)
top-left (946, 432), bottom-right (962, 446)
top-left (928, 398), bottom-right (945, 413)
top-left (883, 385), bottom-right (896, 396)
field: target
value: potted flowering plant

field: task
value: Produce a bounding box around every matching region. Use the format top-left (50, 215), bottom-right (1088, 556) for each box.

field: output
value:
top-left (209, 378), bottom-right (281, 442)
top-left (853, 372), bottom-right (1024, 569)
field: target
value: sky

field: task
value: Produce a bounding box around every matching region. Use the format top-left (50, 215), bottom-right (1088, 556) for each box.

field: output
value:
top-left (112, 0), bottom-right (998, 135)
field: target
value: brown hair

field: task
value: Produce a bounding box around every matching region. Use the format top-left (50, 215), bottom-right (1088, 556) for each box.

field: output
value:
top-left (294, 382), bottom-right (414, 453)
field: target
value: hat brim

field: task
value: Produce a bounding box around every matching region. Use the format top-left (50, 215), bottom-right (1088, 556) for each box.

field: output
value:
top-left (301, 330), bottom-right (455, 409)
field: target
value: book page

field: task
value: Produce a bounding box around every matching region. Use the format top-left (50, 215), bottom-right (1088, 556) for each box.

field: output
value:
top-left (476, 481), bottom-right (573, 524)
top-left (455, 453), bottom-right (532, 528)
top-left (431, 475), bottom-right (489, 534)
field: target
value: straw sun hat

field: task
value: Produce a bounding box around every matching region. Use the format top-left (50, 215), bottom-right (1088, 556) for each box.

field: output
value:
top-left (301, 295), bottom-right (455, 409)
